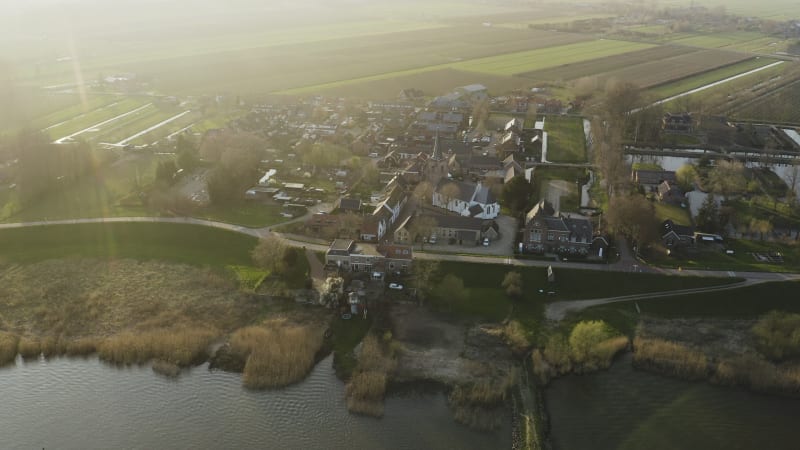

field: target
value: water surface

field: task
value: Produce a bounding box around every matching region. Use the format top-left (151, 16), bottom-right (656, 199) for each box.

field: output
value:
top-left (0, 355), bottom-right (508, 450)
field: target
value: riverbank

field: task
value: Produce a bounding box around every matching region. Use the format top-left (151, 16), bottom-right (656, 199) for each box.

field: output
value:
top-left (0, 258), bottom-right (331, 389)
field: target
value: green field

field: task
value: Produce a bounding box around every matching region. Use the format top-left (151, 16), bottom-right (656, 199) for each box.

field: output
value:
top-left (428, 260), bottom-right (741, 340)
top-left (571, 280), bottom-right (800, 335)
top-left (732, 79), bottom-right (800, 123)
top-left (648, 57), bottom-right (779, 99)
top-left (653, 202), bottom-right (692, 225)
top-left (664, 31), bottom-right (790, 53)
top-left (544, 116), bottom-right (587, 163)
top-left (0, 222), bottom-right (257, 267)
top-left (453, 40), bottom-right (653, 76)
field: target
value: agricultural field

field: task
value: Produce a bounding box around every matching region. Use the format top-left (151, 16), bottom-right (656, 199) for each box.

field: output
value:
top-left (731, 80), bottom-right (800, 123)
top-left (543, 116), bottom-right (587, 164)
top-left (452, 40), bottom-right (653, 77)
top-left (663, 31), bottom-right (791, 54)
top-left (651, 58), bottom-right (795, 107)
top-left (522, 46), bottom-right (755, 91)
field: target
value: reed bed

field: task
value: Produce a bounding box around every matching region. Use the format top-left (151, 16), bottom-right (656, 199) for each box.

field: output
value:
top-left (714, 354), bottom-right (800, 395)
top-left (448, 370), bottom-right (518, 430)
top-left (633, 337), bottom-right (708, 380)
top-left (98, 327), bottom-right (218, 366)
top-left (230, 323), bottom-right (324, 389)
top-left (344, 334), bottom-right (398, 417)
top-left (0, 331), bottom-right (19, 366)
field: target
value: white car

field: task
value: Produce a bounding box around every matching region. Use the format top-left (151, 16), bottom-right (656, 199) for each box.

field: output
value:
top-left (388, 283), bottom-right (403, 290)
top-left (483, 238), bottom-right (490, 246)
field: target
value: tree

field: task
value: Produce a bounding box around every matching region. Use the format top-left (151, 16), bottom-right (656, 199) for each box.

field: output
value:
top-left (708, 161), bottom-right (746, 198)
top-left (604, 80), bottom-right (641, 130)
top-left (409, 215), bottom-right (437, 250)
top-left (605, 194), bottom-right (659, 248)
top-left (155, 159), bottom-right (178, 185)
top-left (438, 183), bottom-right (461, 210)
top-left (675, 164), bottom-right (699, 192)
top-left (501, 271), bottom-right (523, 300)
top-left (502, 176), bottom-right (535, 217)
top-left (251, 236), bottom-right (289, 274)
top-left (413, 181), bottom-right (434, 208)
top-left (412, 260), bottom-right (440, 304)
top-left (695, 194), bottom-right (720, 233)
top-left (175, 134), bottom-right (199, 170)
top-left (749, 218), bottom-right (773, 241)
top-left (434, 274), bottom-right (468, 311)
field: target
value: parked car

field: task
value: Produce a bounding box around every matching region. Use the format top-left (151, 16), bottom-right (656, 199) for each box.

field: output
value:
top-left (388, 283), bottom-right (403, 290)
top-left (483, 238), bottom-right (490, 246)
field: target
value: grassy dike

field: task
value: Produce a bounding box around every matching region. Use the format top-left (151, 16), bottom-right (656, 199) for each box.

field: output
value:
top-left (0, 222), bottom-right (328, 388)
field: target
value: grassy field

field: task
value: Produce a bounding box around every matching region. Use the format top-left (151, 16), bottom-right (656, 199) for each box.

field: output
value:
top-left (427, 260), bottom-right (740, 340)
top-left (732, 79), bottom-right (800, 123)
top-left (653, 202), bottom-right (692, 225)
top-left (544, 116), bottom-right (586, 163)
top-left (41, 98), bottom-right (152, 141)
top-left (0, 222), bottom-right (257, 267)
top-left (647, 238), bottom-right (800, 272)
top-left (570, 280), bottom-right (800, 336)
top-left (648, 57), bottom-right (777, 98)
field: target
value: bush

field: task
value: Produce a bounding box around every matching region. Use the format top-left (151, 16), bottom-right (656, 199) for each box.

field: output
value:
top-left (752, 311), bottom-right (800, 361)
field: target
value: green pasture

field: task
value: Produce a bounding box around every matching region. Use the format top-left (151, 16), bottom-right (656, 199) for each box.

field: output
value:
top-left (544, 116), bottom-right (587, 163)
top-left (0, 222), bottom-right (257, 267)
top-left (571, 280), bottom-right (800, 335)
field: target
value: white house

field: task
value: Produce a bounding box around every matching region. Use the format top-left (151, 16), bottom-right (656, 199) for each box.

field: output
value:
top-left (432, 180), bottom-right (499, 219)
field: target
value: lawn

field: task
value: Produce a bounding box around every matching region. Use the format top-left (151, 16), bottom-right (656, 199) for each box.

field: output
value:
top-left (192, 204), bottom-right (291, 228)
top-left (653, 202), bottom-right (691, 225)
top-left (544, 116), bottom-right (586, 163)
top-left (0, 222), bottom-right (257, 267)
top-left (647, 238), bottom-right (800, 272)
top-left (426, 260), bottom-right (741, 339)
top-left (569, 280), bottom-right (800, 335)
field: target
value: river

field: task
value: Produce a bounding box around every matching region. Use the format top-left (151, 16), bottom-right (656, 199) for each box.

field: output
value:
top-left (0, 355), bottom-right (509, 450)
top-left (546, 354), bottom-right (800, 450)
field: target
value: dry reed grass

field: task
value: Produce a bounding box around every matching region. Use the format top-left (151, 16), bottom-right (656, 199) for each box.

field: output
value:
top-left (344, 334), bottom-right (398, 417)
top-left (448, 370), bottom-right (518, 430)
top-left (714, 354), bottom-right (800, 395)
top-left (98, 327), bottom-right (218, 366)
top-left (230, 322), bottom-right (324, 389)
top-left (633, 337), bottom-right (708, 380)
top-left (17, 336), bottom-right (41, 358)
top-left (0, 331), bottom-right (19, 366)
top-left (345, 371), bottom-right (388, 416)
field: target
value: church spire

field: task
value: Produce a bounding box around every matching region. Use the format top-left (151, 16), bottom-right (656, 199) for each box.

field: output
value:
top-left (431, 130), bottom-right (442, 161)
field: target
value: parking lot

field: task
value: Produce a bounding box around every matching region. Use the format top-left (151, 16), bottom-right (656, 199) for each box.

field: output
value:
top-left (421, 215), bottom-right (517, 256)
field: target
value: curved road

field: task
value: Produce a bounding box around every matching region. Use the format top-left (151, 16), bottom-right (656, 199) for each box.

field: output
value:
top-left (2, 215), bottom-right (799, 321)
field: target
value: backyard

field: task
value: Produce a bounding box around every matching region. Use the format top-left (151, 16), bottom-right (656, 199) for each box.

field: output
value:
top-left (544, 116), bottom-right (587, 163)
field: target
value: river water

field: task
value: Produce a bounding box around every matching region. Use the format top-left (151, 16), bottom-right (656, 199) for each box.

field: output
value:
top-left (0, 355), bottom-right (509, 450)
top-left (546, 354), bottom-right (800, 450)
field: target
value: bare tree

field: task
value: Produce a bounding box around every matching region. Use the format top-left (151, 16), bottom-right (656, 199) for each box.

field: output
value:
top-left (438, 182), bottom-right (462, 211)
top-left (409, 215), bottom-right (437, 250)
top-left (252, 236), bottom-right (289, 274)
top-left (413, 181), bottom-right (434, 208)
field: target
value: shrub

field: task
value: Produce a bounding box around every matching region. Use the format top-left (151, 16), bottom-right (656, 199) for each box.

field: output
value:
top-left (752, 311), bottom-right (800, 361)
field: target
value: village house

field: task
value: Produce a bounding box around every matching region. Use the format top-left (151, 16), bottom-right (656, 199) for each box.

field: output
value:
top-left (336, 197), bottom-right (362, 214)
top-left (361, 185), bottom-right (408, 241)
top-left (632, 170), bottom-right (678, 192)
top-left (522, 200), bottom-right (599, 256)
top-left (324, 239), bottom-right (413, 274)
top-left (661, 219), bottom-right (695, 249)
top-left (657, 180), bottom-right (684, 205)
top-left (662, 112), bottom-right (694, 133)
top-left (393, 213), bottom-right (499, 245)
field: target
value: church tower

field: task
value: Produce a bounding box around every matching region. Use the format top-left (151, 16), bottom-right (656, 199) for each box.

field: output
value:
top-left (426, 131), bottom-right (448, 186)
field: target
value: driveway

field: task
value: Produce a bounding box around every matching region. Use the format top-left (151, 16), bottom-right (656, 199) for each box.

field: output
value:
top-left (417, 214), bottom-right (517, 256)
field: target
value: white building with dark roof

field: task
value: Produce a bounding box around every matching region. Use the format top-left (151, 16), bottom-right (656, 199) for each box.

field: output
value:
top-left (431, 179), bottom-right (499, 219)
